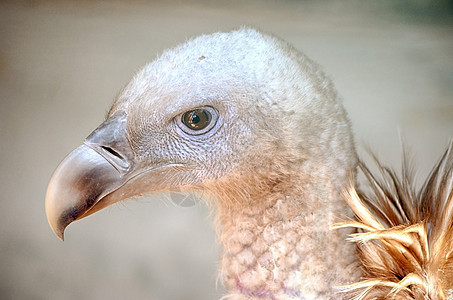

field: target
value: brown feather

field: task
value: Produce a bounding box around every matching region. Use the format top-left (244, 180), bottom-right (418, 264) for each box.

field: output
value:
top-left (333, 140), bottom-right (453, 299)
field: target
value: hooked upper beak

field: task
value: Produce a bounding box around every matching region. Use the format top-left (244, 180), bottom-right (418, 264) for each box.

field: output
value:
top-left (45, 111), bottom-right (140, 240)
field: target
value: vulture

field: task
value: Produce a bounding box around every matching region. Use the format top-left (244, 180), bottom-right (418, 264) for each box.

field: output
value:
top-left (45, 28), bottom-right (453, 299)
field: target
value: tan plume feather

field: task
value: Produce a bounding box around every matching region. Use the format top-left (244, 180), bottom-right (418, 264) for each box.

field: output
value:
top-left (333, 141), bottom-right (453, 299)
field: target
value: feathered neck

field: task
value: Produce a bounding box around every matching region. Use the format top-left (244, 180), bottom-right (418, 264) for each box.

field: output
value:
top-left (204, 165), bottom-right (361, 299)
top-left (334, 141), bottom-right (453, 299)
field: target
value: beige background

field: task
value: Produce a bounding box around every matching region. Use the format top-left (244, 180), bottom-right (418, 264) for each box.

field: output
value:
top-left (1, 1), bottom-right (452, 299)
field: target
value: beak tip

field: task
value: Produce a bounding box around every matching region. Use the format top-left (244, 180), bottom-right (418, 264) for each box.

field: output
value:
top-left (53, 228), bottom-right (65, 241)
top-left (47, 214), bottom-right (67, 241)
top-left (45, 193), bottom-right (67, 242)
top-left (53, 223), bottom-right (66, 241)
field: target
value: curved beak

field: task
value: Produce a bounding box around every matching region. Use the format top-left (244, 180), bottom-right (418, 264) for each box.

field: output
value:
top-left (45, 111), bottom-right (140, 240)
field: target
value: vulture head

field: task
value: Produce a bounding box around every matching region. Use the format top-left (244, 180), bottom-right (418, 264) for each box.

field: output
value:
top-left (46, 28), bottom-right (358, 298)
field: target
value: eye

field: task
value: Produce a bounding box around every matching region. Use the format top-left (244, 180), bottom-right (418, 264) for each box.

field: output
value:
top-left (182, 109), bottom-right (211, 130)
top-left (178, 106), bottom-right (218, 135)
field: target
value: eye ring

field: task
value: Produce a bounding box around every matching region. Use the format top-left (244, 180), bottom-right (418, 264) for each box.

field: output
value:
top-left (177, 106), bottom-right (218, 136)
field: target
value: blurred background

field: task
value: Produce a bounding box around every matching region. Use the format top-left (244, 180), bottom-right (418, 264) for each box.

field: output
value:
top-left (1, 1), bottom-right (452, 299)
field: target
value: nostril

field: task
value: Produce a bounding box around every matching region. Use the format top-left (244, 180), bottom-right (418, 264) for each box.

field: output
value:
top-left (98, 146), bottom-right (130, 172)
top-left (101, 146), bottom-right (123, 159)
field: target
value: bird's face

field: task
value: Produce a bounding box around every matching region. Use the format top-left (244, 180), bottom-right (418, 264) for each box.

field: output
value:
top-left (45, 32), bottom-right (269, 240)
top-left (46, 28), bottom-right (349, 240)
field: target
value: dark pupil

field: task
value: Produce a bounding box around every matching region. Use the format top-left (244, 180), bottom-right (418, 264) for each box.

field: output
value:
top-left (183, 109), bottom-right (211, 130)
